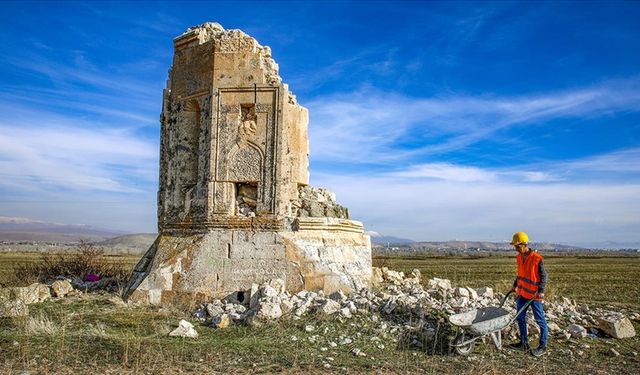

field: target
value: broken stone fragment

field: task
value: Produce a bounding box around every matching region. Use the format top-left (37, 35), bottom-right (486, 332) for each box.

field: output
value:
top-left (0, 298), bottom-right (29, 317)
top-left (340, 307), bottom-right (353, 318)
top-left (328, 290), bottom-right (347, 302)
top-left (567, 324), bottom-right (587, 339)
top-left (212, 314), bottom-right (230, 329)
top-left (295, 186), bottom-right (350, 219)
top-left (409, 269), bottom-right (422, 282)
top-left (206, 302), bottom-right (224, 317)
top-left (257, 302), bottom-right (283, 320)
top-left (51, 280), bottom-right (73, 298)
top-left (169, 320), bottom-right (198, 338)
top-left (455, 287), bottom-right (470, 298)
top-left (476, 287), bottom-right (493, 298)
top-left (317, 299), bottom-right (341, 315)
top-left (371, 267), bottom-right (384, 284)
top-left (547, 322), bottom-right (562, 333)
top-left (428, 278), bottom-right (452, 291)
top-left (0, 284), bottom-right (51, 305)
top-left (381, 267), bottom-right (405, 285)
top-left (598, 316), bottom-right (636, 339)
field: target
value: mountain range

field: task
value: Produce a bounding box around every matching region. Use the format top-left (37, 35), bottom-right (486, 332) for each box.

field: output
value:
top-left (1, 217), bottom-right (638, 250)
top-left (0, 216), bottom-right (126, 243)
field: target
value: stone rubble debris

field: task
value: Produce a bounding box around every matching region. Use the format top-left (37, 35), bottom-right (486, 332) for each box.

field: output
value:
top-left (1, 264), bottom-right (635, 358)
top-left (191, 266), bottom-right (637, 346)
top-left (294, 186), bottom-right (350, 219)
top-left (0, 277), bottom-right (120, 318)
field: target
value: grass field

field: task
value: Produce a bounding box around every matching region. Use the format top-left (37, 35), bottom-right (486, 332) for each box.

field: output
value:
top-left (1, 252), bottom-right (639, 374)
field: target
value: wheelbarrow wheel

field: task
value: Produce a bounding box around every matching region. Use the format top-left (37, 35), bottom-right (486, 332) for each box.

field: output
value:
top-left (453, 333), bottom-right (475, 356)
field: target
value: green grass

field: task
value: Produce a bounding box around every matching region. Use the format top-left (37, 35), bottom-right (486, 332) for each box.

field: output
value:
top-left (1, 252), bottom-right (639, 374)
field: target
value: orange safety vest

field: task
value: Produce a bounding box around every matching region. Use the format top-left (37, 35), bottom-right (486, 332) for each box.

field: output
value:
top-left (516, 250), bottom-right (543, 300)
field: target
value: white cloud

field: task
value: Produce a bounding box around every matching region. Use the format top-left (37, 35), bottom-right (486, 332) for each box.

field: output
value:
top-left (0, 122), bottom-right (157, 193)
top-left (393, 163), bottom-right (496, 182)
top-left (306, 79), bottom-right (640, 164)
top-left (311, 148), bottom-right (640, 243)
top-left (314, 173), bottom-right (640, 243)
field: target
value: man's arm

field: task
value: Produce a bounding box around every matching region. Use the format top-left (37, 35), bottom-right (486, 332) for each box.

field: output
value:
top-left (538, 261), bottom-right (548, 293)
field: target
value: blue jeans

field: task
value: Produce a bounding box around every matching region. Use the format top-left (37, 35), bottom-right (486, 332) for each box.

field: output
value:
top-left (516, 295), bottom-right (548, 348)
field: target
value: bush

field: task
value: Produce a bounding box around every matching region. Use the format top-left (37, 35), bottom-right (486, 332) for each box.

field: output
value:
top-left (11, 241), bottom-right (132, 290)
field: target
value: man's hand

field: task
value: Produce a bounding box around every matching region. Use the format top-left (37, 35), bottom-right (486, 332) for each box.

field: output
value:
top-left (537, 292), bottom-right (545, 300)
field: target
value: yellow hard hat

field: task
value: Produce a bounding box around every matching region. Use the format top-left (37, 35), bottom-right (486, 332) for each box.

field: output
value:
top-left (510, 231), bottom-right (529, 245)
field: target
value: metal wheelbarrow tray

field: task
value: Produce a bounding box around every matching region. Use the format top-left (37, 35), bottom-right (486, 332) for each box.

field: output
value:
top-left (448, 291), bottom-right (533, 355)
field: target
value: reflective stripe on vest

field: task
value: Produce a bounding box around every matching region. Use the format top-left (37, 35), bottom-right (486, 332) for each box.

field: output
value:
top-left (516, 251), bottom-right (543, 300)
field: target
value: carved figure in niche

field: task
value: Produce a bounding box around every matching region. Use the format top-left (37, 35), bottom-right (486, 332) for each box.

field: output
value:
top-left (239, 104), bottom-right (257, 141)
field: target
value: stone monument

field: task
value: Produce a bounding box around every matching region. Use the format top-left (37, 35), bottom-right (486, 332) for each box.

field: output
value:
top-left (123, 23), bottom-right (372, 306)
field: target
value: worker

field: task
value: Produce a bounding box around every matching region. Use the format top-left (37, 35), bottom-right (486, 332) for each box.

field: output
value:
top-left (508, 231), bottom-right (548, 357)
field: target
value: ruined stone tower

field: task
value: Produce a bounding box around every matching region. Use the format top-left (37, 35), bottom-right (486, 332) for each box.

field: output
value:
top-left (123, 23), bottom-right (372, 305)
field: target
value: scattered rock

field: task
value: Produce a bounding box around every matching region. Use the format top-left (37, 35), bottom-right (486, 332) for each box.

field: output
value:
top-left (169, 320), bottom-right (198, 338)
top-left (381, 268), bottom-right (405, 285)
top-left (428, 277), bottom-right (452, 291)
top-left (305, 324), bottom-right (315, 332)
top-left (598, 316), bottom-right (636, 339)
top-left (609, 348), bottom-right (621, 357)
top-left (455, 287), bottom-right (470, 298)
top-left (0, 284), bottom-right (51, 306)
top-left (371, 267), bottom-right (384, 284)
top-left (340, 307), bottom-right (353, 318)
top-left (548, 322), bottom-right (562, 333)
top-left (51, 280), bottom-right (73, 298)
top-left (206, 302), bottom-right (224, 317)
top-left (0, 298), bottom-right (29, 317)
top-left (212, 314), bottom-right (230, 329)
top-left (567, 324), bottom-right (587, 339)
top-left (317, 299), bottom-right (341, 315)
top-left (476, 287), bottom-right (494, 298)
top-left (257, 302), bottom-right (283, 320)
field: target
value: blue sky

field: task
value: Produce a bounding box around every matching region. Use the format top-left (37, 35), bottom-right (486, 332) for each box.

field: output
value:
top-left (1, 1), bottom-right (639, 243)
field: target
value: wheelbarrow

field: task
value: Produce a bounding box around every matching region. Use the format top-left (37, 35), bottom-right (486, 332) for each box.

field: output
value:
top-left (448, 290), bottom-right (533, 355)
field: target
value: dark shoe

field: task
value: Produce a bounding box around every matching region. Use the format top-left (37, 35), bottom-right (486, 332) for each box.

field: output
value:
top-left (508, 341), bottom-right (530, 351)
top-left (531, 346), bottom-right (547, 357)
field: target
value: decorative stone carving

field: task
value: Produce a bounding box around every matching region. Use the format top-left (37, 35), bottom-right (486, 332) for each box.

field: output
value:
top-left (228, 144), bottom-right (262, 182)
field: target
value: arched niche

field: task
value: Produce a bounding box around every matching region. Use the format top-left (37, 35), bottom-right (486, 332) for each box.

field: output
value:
top-left (175, 98), bottom-right (201, 185)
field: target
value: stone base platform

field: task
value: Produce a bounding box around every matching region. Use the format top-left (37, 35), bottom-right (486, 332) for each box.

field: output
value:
top-left (123, 218), bottom-right (371, 306)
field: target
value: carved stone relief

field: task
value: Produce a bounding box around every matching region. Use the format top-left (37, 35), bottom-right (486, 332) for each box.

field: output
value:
top-left (228, 144), bottom-right (263, 182)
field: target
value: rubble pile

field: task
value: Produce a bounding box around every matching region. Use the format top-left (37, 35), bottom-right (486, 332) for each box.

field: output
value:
top-left (0, 277), bottom-right (119, 317)
top-left (293, 186), bottom-right (350, 219)
top-left (1, 267), bottom-right (636, 353)
top-left (190, 267), bottom-right (637, 344)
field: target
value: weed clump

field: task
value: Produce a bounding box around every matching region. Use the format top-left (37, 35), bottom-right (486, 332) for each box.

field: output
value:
top-left (10, 241), bottom-right (131, 289)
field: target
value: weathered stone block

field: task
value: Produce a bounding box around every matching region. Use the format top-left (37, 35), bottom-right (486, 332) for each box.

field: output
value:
top-left (598, 316), bottom-right (636, 339)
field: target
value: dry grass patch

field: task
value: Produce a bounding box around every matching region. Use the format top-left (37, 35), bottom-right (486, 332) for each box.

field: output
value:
top-left (5, 242), bottom-right (133, 289)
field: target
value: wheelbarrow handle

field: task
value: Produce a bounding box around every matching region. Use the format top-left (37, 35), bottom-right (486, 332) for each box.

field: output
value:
top-left (499, 290), bottom-right (513, 308)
